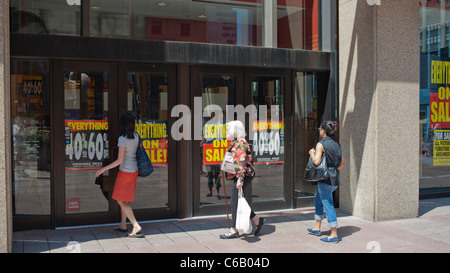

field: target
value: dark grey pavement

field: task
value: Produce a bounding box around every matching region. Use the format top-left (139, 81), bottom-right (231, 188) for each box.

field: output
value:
top-left (12, 197), bottom-right (450, 253)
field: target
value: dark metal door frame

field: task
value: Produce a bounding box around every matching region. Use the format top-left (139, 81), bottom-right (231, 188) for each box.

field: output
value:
top-left (52, 60), bottom-right (119, 227)
top-left (245, 68), bottom-right (293, 212)
top-left (52, 60), bottom-right (179, 228)
top-left (118, 62), bottom-right (178, 221)
top-left (191, 66), bottom-right (293, 216)
top-left (191, 65), bottom-right (245, 216)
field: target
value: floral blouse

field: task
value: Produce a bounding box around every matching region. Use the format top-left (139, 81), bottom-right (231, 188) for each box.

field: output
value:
top-left (227, 138), bottom-right (252, 180)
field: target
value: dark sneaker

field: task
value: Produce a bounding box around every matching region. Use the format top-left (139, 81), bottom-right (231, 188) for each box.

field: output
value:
top-left (220, 231), bottom-right (239, 239)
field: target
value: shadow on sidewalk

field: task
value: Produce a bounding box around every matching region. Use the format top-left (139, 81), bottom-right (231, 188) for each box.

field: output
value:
top-left (317, 225), bottom-right (361, 239)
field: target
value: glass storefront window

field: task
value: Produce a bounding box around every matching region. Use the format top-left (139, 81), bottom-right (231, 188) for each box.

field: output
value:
top-left (251, 76), bottom-right (285, 204)
top-left (128, 72), bottom-right (169, 209)
top-left (10, 0), bottom-right (328, 51)
top-left (200, 73), bottom-right (236, 208)
top-left (90, 0), bottom-right (263, 45)
top-left (277, 0), bottom-right (320, 50)
top-left (294, 72), bottom-right (318, 198)
top-left (11, 60), bottom-right (51, 215)
top-left (10, 0), bottom-right (81, 35)
top-left (64, 70), bottom-right (110, 214)
top-left (88, 0), bottom-right (325, 50)
top-left (419, 1), bottom-right (450, 195)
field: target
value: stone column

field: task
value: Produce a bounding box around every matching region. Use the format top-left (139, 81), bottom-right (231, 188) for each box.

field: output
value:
top-left (0, 0), bottom-right (12, 253)
top-left (338, 0), bottom-right (420, 222)
top-left (263, 0), bottom-right (277, 48)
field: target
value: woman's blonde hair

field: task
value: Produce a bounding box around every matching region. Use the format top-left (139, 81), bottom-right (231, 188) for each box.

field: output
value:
top-left (226, 120), bottom-right (246, 139)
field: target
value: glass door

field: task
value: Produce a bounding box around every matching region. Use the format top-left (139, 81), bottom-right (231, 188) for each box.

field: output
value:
top-left (11, 59), bottom-right (52, 230)
top-left (293, 71), bottom-right (337, 208)
top-left (192, 66), bottom-right (244, 216)
top-left (293, 72), bottom-right (319, 207)
top-left (53, 61), bottom-right (118, 227)
top-left (53, 61), bottom-right (178, 227)
top-left (246, 69), bottom-right (292, 211)
top-left (192, 66), bottom-right (292, 215)
top-left (120, 63), bottom-right (177, 220)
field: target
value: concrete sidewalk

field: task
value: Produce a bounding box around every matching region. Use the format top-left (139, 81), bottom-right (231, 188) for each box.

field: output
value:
top-left (12, 197), bottom-right (450, 253)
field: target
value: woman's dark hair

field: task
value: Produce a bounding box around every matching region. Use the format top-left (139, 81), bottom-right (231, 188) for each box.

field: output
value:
top-left (119, 113), bottom-right (136, 139)
top-left (320, 120), bottom-right (338, 137)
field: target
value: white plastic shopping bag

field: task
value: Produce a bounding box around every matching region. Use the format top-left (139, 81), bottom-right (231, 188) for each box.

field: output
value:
top-left (236, 188), bottom-right (252, 234)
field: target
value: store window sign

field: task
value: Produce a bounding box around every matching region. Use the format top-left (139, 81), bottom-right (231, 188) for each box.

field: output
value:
top-left (251, 121), bottom-right (284, 164)
top-left (430, 59), bottom-right (450, 128)
top-left (202, 123), bottom-right (230, 166)
top-left (201, 121), bottom-right (285, 165)
top-left (66, 0), bottom-right (81, 6)
top-left (434, 130), bottom-right (450, 166)
top-left (429, 58), bottom-right (450, 166)
top-left (67, 198), bottom-right (80, 212)
top-left (136, 121), bottom-right (168, 166)
top-left (65, 120), bottom-right (109, 170)
top-left (65, 120), bottom-right (168, 169)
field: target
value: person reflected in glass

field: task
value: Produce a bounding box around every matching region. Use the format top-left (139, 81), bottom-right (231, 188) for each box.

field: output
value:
top-left (307, 121), bottom-right (345, 243)
top-left (13, 116), bottom-right (28, 177)
top-left (203, 107), bottom-right (224, 199)
top-left (220, 120), bottom-right (264, 239)
top-left (95, 113), bottom-right (144, 238)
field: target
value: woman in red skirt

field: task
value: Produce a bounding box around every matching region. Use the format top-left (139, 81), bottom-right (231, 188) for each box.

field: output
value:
top-left (95, 113), bottom-right (143, 238)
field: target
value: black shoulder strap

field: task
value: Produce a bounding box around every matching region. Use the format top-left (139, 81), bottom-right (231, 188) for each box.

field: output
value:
top-left (227, 139), bottom-right (237, 152)
top-left (319, 138), bottom-right (326, 151)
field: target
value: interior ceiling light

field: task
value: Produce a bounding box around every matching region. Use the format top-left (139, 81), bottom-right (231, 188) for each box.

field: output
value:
top-left (197, 14), bottom-right (207, 19)
top-left (91, 5), bottom-right (101, 10)
top-left (156, 2), bottom-right (168, 6)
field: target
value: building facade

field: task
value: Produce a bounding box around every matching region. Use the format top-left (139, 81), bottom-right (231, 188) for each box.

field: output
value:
top-left (0, 0), bottom-right (443, 253)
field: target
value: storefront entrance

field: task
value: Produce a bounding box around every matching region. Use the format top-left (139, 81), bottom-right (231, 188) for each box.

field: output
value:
top-left (11, 60), bottom-right (179, 229)
top-left (11, 58), bottom-right (328, 231)
top-left (192, 66), bottom-right (293, 216)
top-left (53, 61), bottom-right (119, 227)
top-left (53, 61), bottom-right (178, 227)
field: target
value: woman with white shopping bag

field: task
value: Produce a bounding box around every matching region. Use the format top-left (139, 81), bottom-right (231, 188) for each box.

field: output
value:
top-left (220, 121), bottom-right (264, 239)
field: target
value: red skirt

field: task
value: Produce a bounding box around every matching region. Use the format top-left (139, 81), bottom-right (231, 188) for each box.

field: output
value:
top-left (112, 170), bottom-right (138, 202)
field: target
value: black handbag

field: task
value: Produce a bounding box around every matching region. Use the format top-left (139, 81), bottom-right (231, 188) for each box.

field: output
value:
top-left (303, 153), bottom-right (329, 183)
top-left (136, 136), bottom-right (153, 177)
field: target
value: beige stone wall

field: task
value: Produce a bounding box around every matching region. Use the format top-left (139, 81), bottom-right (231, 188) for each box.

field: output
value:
top-left (338, 0), bottom-right (420, 222)
top-left (0, 0), bottom-right (11, 253)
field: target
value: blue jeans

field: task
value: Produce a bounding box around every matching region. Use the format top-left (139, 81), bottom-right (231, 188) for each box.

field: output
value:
top-left (314, 182), bottom-right (338, 228)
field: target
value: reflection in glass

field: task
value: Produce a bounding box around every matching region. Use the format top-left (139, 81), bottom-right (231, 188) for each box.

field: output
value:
top-left (88, 0), bottom-right (323, 50)
top-left (11, 60), bottom-right (51, 215)
top-left (10, 0), bottom-right (81, 35)
top-left (419, 2), bottom-right (450, 194)
top-left (251, 76), bottom-right (284, 203)
top-left (277, 0), bottom-right (320, 50)
top-left (64, 70), bottom-right (109, 214)
top-left (9, 0), bottom-right (324, 50)
top-left (90, 0), bottom-right (262, 46)
top-left (200, 74), bottom-right (236, 208)
top-left (128, 72), bottom-right (169, 209)
top-left (294, 72), bottom-right (318, 198)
